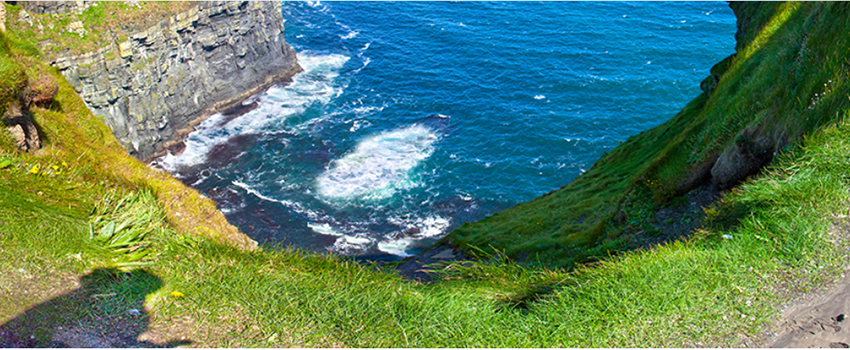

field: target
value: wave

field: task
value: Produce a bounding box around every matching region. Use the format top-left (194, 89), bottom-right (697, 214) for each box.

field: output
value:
top-left (340, 30), bottom-right (359, 40)
top-left (155, 52), bottom-right (350, 172)
top-left (377, 215), bottom-right (450, 257)
top-left (316, 124), bottom-right (439, 201)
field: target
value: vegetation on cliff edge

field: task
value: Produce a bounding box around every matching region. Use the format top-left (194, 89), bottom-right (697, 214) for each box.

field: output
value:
top-left (448, 2), bottom-right (850, 268)
top-left (3, 1), bottom-right (850, 347)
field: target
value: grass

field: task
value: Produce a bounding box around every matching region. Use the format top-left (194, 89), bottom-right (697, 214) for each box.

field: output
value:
top-left (3, 0), bottom-right (850, 347)
top-left (447, 1), bottom-right (850, 268)
top-left (9, 113), bottom-right (850, 346)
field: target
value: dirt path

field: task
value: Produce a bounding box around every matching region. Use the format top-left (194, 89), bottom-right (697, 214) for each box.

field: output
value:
top-left (768, 214), bottom-right (850, 348)
top-left (769, 271), bottom-right (850, 348)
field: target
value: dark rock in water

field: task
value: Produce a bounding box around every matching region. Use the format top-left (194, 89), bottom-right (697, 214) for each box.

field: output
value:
top-left (416, 114), bottom-right (452, 133)
top-left (221, 100), bottom-right (260, 123)
top-left (403, 227), bottom-right (421, 235)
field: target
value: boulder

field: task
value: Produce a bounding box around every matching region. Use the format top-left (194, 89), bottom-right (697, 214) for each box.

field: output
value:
top-left (710, 127), bottom-right (774, 189)
top-left (23, 74), bottom-right (59, 106)
top-left (3, 115), bottom-right (41, 152)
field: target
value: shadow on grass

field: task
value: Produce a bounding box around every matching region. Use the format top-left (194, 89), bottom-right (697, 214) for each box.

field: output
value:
top-left (0, 268), bottom-right (191, 348)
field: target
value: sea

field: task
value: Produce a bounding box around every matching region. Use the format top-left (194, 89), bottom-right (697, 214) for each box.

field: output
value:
top-left (155, 1), bottom-right (737, 261)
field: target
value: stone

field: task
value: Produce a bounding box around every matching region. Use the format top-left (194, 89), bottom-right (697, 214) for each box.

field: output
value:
top-left (49, 1), bottom-right (301, 162)
top-left (710, 127), bottom-right (774, 189)
top-left (3, 115), bottom-right (41, 152)
top-left (7, 124), bottom-right (26, 150)
top-left (24, 74), bottom-right (59, 106)
top-left (431, 249), bottom-right (457, 261)
top-left (0, 4), bottom-right (6, 32)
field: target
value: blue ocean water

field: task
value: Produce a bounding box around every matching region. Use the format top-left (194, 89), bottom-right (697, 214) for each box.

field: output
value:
top-left (157, 2), bottom-right (736, 260)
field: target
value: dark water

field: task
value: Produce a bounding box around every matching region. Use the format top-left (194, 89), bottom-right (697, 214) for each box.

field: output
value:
top-left (156, 2), bottom-right (737, 260)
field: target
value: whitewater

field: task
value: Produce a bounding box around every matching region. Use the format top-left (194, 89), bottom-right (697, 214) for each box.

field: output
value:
top-left (156, 2), bottom-right (737, 260)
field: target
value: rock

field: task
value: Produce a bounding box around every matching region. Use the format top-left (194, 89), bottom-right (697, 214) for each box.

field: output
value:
top-left (17, 1), bottom-right (93, 15)
top-left (23, 74), bottom-right (59, 106)
top-left (0, 4), bottom-right (6, 32)
top-left (3, 115), bottom-right (41, 152)
top-left (48, 1), bottom-right (301, 162)
top-left (710, 127), bottom-right (775, 189)
top-left (431, 249), bottom-right (457, 261)
top-left (7, 124), bottom-right (26, 150)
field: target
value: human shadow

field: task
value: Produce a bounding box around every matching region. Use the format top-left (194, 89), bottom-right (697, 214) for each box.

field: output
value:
top-left (0, 268), bottom-right (191, 348)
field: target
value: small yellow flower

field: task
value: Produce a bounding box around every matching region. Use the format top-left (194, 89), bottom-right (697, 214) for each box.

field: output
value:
top-left (62, 162), bottom-right (68, 167)
top-left (170, 291), bottom-right (184, 298)
top-left (29, 166), bottom-right (40, 174)
top-left (52, 165), bottom-right (59, 170)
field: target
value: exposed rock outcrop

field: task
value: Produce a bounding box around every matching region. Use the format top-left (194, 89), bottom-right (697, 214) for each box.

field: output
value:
top-left (710, 126), bottom-right (775, 189)
top-left (18, 1), bottom-right (93, 15)
top-left (48, 1), bottom-right (300, 161)
top-left (3, 114), bottom-right (40, 152)
top-left (0, 3), bottom-right (6, 32)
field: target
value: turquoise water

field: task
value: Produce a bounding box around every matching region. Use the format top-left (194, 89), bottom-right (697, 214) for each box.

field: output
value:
top-left (157, 2), bottom-right (736, 260)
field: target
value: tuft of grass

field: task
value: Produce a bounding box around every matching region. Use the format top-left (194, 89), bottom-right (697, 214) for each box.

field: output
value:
top-left (89, 190), bottom-right (169, 271)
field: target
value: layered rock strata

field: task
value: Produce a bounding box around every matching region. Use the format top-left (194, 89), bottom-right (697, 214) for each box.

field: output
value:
top-left (48, 1), bottom-right (300, 161)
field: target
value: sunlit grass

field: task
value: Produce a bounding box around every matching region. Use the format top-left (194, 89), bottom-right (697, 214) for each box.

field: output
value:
top-left (4, 1), bottom-right (850, 347)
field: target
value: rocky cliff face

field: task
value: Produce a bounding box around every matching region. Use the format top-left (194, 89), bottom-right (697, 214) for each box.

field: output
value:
top-left (48, 1), bottom-right (300, 161)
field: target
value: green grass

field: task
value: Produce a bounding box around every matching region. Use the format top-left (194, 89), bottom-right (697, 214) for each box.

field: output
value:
top-left (447, 1), bottom-right (850, 268)
top-left (8, 111), bottom-right (850, 346)
top-left (4, 1), bottom-right (850, 347)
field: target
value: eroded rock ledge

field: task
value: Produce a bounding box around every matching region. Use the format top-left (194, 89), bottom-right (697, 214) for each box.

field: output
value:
top-left (46, 1), bottom-right (300, 162)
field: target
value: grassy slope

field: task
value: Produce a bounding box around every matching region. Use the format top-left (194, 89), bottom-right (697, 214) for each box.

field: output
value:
top-left (448, 2), bottom-right (850, 268)
top-left (4, 1), bottom-right (850, 347)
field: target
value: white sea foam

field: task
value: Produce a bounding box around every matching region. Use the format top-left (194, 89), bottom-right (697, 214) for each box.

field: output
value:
top-left (331, 234), bottom-right (373, 254)
top-left (377, 215), bottom-right (450, 256)
top-left (317, 124), bottom-right (438, 201)
top-left (340, 30), bottom-right (359, 40)
top-left (156, 52), bottom-right (350, 172)
top-left (308, 222), bottom-right (344, 236)
top-left (232, 180), bottom-right (281, 204)
top-left (534, 95), bottom-right (546, 100)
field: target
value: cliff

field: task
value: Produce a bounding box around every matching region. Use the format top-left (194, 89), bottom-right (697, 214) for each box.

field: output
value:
top-left (20, 1), bottom-right (300, 161)
top-left (448, 2), bottom-right (850, 267)
top-left (5, 2), bottom-right (850, 347)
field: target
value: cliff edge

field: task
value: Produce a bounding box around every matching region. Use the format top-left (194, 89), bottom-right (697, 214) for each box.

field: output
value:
top-left (15, 1), bottom-right (300, 161)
